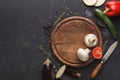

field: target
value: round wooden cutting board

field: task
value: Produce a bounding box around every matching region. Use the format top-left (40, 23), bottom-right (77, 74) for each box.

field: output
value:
top-left (51, 16), bottom-right (102, 68)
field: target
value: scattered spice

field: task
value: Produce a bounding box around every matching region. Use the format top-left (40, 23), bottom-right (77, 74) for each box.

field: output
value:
top-left (44, 29), bottom-right (50, 36)
top-left (85, 9), bottom-right (92, 17)
top-left (97, 22), bottom-right (107, 28)
top-left (44, 25), bottom-right (50, 29)
top-left (74, 12), bottom-right (80, 16)
top-left (69, 11), bottom-right (73, 14)
top-left (66, 11), bottom-right (73, 16)
top-left (43, 23), bottom-right (52, 36)
top-left (64, 6), bottom-right (69, 10)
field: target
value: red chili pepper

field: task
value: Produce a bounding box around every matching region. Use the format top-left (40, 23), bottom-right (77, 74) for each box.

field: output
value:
top-left (104, 1), bottom-right (120, 17)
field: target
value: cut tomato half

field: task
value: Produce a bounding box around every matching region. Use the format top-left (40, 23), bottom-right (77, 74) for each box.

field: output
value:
top-left (92, 47), bottom-right (103, 59)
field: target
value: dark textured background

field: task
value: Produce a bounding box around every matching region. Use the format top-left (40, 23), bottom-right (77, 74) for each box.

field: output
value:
top-left (0, 0), bottom-right (120, 80)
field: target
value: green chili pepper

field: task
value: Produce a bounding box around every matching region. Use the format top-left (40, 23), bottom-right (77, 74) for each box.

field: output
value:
top-left (95, 9), bottom-right (118, 39)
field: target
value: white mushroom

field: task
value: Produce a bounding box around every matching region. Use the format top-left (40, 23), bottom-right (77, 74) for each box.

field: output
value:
top-left (84, 34), bottom-right (98, 48)
top-left (77, 48), bottom-right (91, 62)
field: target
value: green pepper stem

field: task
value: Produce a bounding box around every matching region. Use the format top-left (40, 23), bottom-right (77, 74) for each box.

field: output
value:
top-left (103, 8), bottom-right (110, 14)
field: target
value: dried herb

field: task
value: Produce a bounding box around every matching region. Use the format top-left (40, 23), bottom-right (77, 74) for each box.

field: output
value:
top-left (43, 12), bottom-right (65, 36)
top-left (53, 12), bottom-right (66, 27)
top-left (39, 46), bottom-right (52, 59)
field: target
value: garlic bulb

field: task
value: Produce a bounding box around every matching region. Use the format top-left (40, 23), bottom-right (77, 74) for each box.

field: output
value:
top-left (84, 34), bottom-right (98, 48)
top-left (77, 48), bottom-right (91, 62)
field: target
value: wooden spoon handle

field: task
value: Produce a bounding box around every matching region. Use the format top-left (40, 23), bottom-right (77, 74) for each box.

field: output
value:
top-left (90, 62), bottom-right (103, 78)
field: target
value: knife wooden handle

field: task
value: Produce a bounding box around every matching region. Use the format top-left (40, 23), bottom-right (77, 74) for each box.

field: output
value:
top-left (90, 62), bottom-right (103, 78)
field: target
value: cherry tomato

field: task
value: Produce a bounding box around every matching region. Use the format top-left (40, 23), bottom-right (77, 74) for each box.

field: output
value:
top-left (92, 47), bottom-right (103, 59)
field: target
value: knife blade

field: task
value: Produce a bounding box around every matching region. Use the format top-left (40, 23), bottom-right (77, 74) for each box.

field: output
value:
top-left (102, 41), bottom-right (118, 63)
top-left (90, 41), bottom-right (118, 78)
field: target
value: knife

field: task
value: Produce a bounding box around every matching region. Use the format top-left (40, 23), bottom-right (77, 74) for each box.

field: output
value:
top-left (90, 41), bottom-right (118, 78)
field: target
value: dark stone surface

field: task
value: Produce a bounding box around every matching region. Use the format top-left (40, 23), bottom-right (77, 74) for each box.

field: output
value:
top-left (0, 0), bottom-right (120, 80)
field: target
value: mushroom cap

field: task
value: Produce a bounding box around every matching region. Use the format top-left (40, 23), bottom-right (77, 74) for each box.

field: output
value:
top-left (84, 34), bottom-right (98, 47)
top-left (77, 48), bottom-right (89, 62)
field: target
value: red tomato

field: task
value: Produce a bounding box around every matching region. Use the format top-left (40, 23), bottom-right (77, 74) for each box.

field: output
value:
top-left (92, 47), bottom-right (103, 59)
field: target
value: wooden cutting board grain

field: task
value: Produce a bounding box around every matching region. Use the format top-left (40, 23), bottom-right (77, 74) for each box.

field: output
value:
top-left (51, 16), bottom-right (102, 68)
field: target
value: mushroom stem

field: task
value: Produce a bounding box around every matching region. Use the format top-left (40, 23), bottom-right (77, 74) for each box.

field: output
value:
top-left (89, 38), bottom-right (95, 43)
top-left (84, 34), bottom-right (98, 47)
top-left (84, 48), bottom-right (91, 54)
